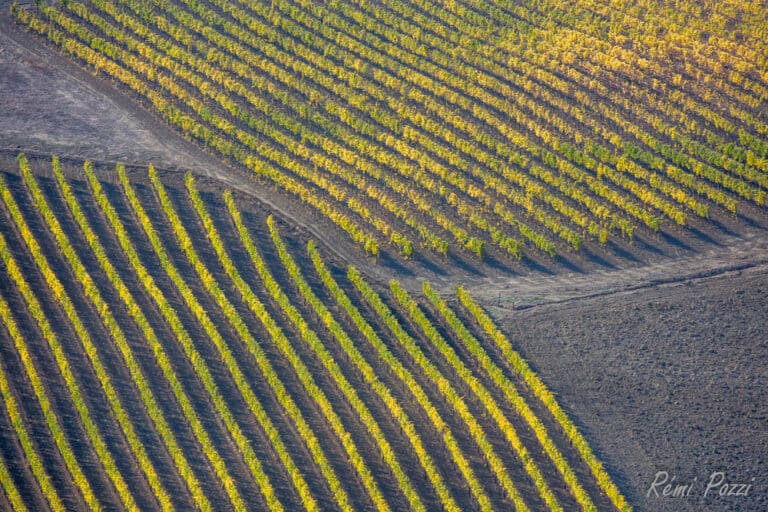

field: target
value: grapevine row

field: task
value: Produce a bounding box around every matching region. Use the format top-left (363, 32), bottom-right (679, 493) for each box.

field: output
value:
top-left (279, 0), bottom-right (765, 218)
top-left (316, 260), bottom-right (493, 510)
top-left (184, 176), bottom-right (322, 512)
top-left (422, 282), bottom-right (596, 511)
top-left (120, 163), bottom-right (287, 511)
top-left (13, 5), bottom-right (381, 257)
top-left (24, 155), bottom-right (182, 511)
top-left (0, 277), bottom-right (66, 512)
top-left (0, 154), bottom-right (633, 510)
top-left (71, 0), bottom-right (506, 256)
top-left (18, 1), bottom-right (572, 254)
top-left (74, 0), bottom-right (423, 256)
top-left (68, 159), bottom-right (227, 511)
top-left (390, 280), bottom-right (561, 511)
top-left (182, 0), bottom-right (760, 222)
top-left (265, 214), bottom-right (425, 511)
top-left (153, 164), bottom-right (368, 510)
top-left (87, 161), bottom-right (264, 511)
top-left (255, 0), bottom-right (684, 231)
top-left (456, 287), bottom-right (631, 511)
top-left (349, 267), bottom-right (527, 512)
top-left (190, 170), bottom-right (396, 511)
top-left (0, 432), bottom-right (27, 512)
top-left (219, 187), bottom-right (362, 511)
top-left (13, 0), bottom-right (768, 262)
top-left (1, 169), bottom-right (123, 512)
top-left (281, 227), bottom-right (462, 511)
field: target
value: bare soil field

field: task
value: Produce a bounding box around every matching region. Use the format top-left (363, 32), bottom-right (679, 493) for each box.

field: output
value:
top-left (1, 3), bottom-right (766, 510)
top-left (485, 266), bottom-right (768, 512)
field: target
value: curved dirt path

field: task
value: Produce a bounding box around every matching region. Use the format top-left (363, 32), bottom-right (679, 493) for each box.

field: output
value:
top-left (0, 8), bottom-right (379, 276)
top-left (464, 225), bottom-right (768, 310)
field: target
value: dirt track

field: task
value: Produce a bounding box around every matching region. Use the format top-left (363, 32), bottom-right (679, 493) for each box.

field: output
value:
top-left (0, 5), bottom-right (378, 277)
top-left (1, 5), bottom-right (766, 510)
top-left (465, 225), bottom-right (768, 310)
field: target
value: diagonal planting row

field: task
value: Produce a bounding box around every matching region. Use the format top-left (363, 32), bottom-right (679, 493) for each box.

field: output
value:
top-left (0, 165), bottom-right (131, 512)
top-left (1, 155), bottom-right (630, 510)
top-left (12, 1), bottom-right (766, 261)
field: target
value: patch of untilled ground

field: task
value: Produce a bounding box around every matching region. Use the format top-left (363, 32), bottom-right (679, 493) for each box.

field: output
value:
top-left (0, 1), bottom-right (221, 174)
top-left (487, 266), bottom-right (768, 511)
top-left (0, 3), bottom-right (392, 275)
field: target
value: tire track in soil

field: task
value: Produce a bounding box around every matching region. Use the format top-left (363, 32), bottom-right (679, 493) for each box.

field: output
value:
top-left (465, 226), bottom-right (768, 312)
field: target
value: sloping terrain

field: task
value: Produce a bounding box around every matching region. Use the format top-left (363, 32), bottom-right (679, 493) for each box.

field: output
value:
top-left (9, 0), bottom-right (768, 263)
top-left (0, 1), bottom-right (766, 511)
top-left (2, 2), bottom-right (767, 285)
